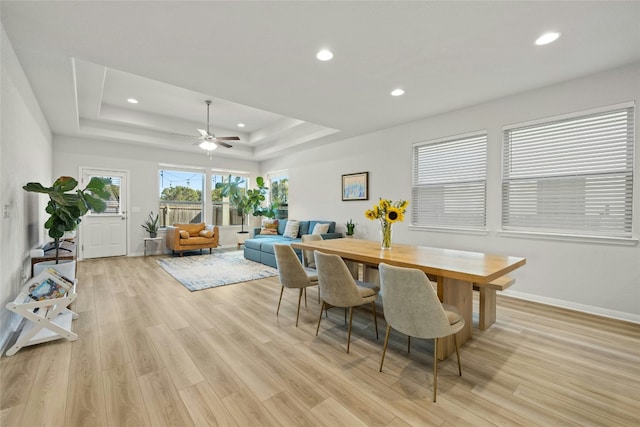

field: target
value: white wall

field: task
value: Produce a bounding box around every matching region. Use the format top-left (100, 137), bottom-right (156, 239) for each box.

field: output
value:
top-left (1, 27), bottom-right (53, 348)
top-left (263, 63), bottom-right (640, 322)
top-left (53, 136), bottom-right (261, 255)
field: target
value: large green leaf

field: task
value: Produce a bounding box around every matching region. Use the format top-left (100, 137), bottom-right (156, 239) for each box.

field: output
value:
top-left (23, 182), bottom-right (52, 194)
top-left (85, 177), bottom-right (110, 199)
top-left (83, 193), bottom-right (107, 213)
top-left (53, 176), bottom-right (78, 192)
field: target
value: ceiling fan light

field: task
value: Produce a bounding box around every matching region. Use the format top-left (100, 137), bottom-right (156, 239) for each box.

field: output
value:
top-left (199, 141), bottom-right (217, 151)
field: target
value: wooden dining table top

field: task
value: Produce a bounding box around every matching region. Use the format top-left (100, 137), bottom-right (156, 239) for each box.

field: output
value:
top-left (291, 238), bottom-right (526, 284)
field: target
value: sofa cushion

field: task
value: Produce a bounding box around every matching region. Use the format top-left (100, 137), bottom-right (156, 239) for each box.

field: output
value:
top-left (309, 221), bottom-right (336, 234)
top-left (260, 228), bottom-right (278, 235)
top-left (174, 222), bottom-right (205, 235)
top-left (283, 220), bottom-right (300, 238)
top-left (179, 230), bottom-right (190, 239)
top-left (244, 239), bottom-right (265, 250)
top-left (297, 221), bottom-right (311, 236)
top-left (312, 223), bottom-right (330, 234)
top-left (261, 218), bottom-right (279, 230)
top-left (277, 219), bottom-right (288, 236)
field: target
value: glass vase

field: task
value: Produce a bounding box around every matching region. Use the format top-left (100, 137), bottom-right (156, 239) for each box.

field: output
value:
top-left (380, 221), bottom-right (392, 250)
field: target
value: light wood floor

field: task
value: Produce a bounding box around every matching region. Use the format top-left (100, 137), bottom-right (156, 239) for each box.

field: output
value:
top-left (2, 254), bottom-right (639, 426)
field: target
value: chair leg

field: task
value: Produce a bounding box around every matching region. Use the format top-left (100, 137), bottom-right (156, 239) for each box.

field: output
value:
top-left (379, 324), bottom-right (392, 372)
top-left (296, 288), bottom-right (303, 327)
top-left (454, 333), bottom-right (462, 376)
top-left (407, 336), bottom-right (411, 353)
top-left (316, 301), bottom-right (325, 336)
top-left (433, 338), bottom-right (438, 402)
top-left (371, 301), bottom-right (378, 339)
top-left (276, 286), bottom-right (284, 316)
top-left (347, 307), bottom-right (354, 353)
top-left (304, 287), bottom-right (307, 307)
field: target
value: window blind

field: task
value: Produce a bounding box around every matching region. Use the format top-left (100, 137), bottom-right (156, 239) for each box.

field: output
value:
top-left (502, 106), bottom-right (634, 238)
top-left (412, 133), bottom-right (487, 229)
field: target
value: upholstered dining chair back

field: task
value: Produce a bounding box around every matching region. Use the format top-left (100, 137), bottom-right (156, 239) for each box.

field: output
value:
top-left (314, 251), bottom-right (368, 307)
top-left (378, 262), bottom-right (465, 402)
top-left (301, 234), bottom-right (323, 269)
top-left (274, 244), bottom-right (319, 327)
top-left (379, 263), bottom-right (453, 339)
top-left (274, 244), bottom-right (313, 289)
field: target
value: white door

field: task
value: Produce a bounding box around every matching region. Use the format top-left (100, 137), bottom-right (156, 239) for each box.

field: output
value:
top-left (80, 168), bottom-right (128, 259)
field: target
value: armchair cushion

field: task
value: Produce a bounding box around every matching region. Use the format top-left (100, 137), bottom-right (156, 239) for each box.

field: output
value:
top-left (199, 229), bottom-right (213, 238)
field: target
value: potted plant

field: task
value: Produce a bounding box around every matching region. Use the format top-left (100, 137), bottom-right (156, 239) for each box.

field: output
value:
top-left (345, 219), bottom-right (356, 237)
top-left (214, 176), bottom-right (267, 242)
top-left (23, 176), bottom-right (110, 264)
top-left (141, 211), bottom-right (159, 237)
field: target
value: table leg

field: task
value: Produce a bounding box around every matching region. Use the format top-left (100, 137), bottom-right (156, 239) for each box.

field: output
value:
top-left (437, 277), bottom-right (473, 360)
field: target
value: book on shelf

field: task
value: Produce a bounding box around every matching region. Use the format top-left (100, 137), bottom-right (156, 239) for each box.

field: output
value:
top-left (24, 269), bottom-right (72, 302)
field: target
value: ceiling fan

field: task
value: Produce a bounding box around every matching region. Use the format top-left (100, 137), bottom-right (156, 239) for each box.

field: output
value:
top-left (193, 100), bottom-right (240, 151)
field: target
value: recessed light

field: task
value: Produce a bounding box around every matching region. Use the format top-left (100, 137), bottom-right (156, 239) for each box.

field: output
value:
top-left (237, 123), bottom-right (245, 128)
top-left (391, 89), bottom-right (405, 97)
top-left (535, 32), bottom-right (561, 46)
top-left (316, 49), bottom-right (333, 61)
top-left (127, 98), bottom-right (138, 104)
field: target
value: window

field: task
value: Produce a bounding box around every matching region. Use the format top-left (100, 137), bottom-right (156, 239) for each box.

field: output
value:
top-left (159, 169), bottom-right (204, 227)
top-left (211, 174), bottom-right (248, 226)
top-left (502, 105), bottom-right (634, 238)
top-left (267, 171), bottom-right (289, 219)
top-left (412, 132), bottom-right (487, 229)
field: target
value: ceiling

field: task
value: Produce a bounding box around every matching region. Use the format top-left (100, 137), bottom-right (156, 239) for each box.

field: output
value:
top-left (2, 1), bottom-right (639, 161)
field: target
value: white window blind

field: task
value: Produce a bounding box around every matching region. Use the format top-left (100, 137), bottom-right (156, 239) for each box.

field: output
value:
top-left (502, 106), bottom-right (634, 238)
top-left (412, 133), bottom-right (487, 229)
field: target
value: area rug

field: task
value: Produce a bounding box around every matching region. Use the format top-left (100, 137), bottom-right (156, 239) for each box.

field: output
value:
top-left (156, 250), bottom-right (278, 291)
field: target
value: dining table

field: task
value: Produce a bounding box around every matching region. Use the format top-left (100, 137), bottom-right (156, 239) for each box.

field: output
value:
top-left (291, 238), bottom-right (526, 359)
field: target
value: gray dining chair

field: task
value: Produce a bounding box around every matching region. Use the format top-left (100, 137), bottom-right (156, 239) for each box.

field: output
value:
top-left (273, 244), bottom-right (319, 327)
top-left (314, 251), bottom-right (379, 353)
top-left (378, 262), bottom-right (465, 402)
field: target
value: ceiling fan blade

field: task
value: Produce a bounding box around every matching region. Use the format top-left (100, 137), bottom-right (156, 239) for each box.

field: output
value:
top-left (216, 141), bottom-right (233, 148)
top-left (197, 128), bottom-right (209, 137)
top-left (216, 136), bottom-right (240, 141)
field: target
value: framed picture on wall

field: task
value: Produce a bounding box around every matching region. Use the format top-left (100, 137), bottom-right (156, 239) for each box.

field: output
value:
top-left (342, 172), bottom-right (369, 201)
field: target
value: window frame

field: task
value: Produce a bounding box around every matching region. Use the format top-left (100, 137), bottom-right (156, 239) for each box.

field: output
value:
top-left (158, 167), bottom-right (206, 228)
top-left (500, 102), bottom-right (636, 242)
top-left (411, 131), bottom-right (488, 232)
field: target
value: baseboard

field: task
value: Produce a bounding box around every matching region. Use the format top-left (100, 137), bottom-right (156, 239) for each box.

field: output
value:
top-left (503, 289), bottom-right (640, 324)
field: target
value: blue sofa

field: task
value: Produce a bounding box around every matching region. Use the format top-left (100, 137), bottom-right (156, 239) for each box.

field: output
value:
top-left (244, 220), bottom-right (342, 268)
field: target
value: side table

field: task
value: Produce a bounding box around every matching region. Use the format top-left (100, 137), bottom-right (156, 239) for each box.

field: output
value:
top-left (144, 237), bottom-right (163, 256)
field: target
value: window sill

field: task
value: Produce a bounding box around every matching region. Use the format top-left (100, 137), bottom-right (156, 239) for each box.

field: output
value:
top-left (409, 225), bottom-right (489, 236)
top-left (497, 230), bottom-right (638, 246)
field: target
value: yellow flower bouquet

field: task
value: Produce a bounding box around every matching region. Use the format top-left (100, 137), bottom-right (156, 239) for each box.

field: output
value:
top-left (365, 198), bottom-right (408, 249)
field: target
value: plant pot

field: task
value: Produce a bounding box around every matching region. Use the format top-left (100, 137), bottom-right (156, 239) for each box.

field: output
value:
top-left (149, 232), bottom-right (158, 238)
top-left (237, 231), bottom-right (249, 243)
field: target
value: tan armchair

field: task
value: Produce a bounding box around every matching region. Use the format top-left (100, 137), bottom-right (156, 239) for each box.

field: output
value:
top-left (165, 223), bottom-right (219, 256)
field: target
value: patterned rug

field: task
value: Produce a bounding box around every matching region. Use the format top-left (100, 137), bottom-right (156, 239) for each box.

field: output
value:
top-left (156, 250), bottom-right (278, 291)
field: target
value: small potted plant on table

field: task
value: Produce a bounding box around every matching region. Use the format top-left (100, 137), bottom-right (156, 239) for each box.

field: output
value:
top-left (345, 219), bottom-right (356, 237)
top-left (142, 211), bottom-right (159, 238)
